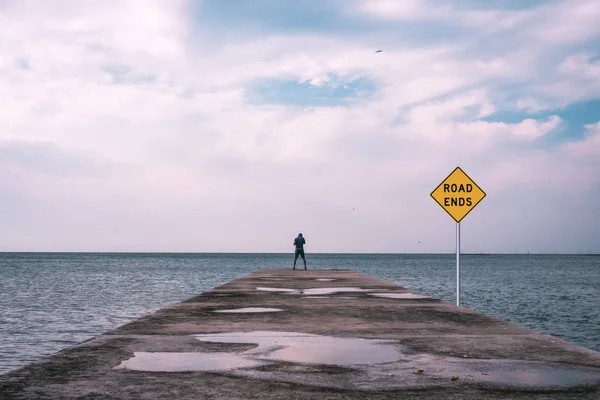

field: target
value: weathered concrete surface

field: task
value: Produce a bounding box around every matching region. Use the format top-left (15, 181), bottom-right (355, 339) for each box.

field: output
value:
top-left (2, 269), bottom-right (600, 399)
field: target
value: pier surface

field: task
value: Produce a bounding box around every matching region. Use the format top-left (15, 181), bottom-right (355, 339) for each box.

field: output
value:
top-left (2, 269), bottom-right (600, 399)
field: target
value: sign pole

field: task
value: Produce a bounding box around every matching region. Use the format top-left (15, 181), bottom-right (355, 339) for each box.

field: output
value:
top-left (430, 166), bottom-right (485, 309)
top-left (456, 222), bottom-right (460, 307)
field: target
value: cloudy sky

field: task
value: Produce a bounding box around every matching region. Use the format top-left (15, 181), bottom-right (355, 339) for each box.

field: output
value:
top-left (1, 0), bottom-right (599, 253)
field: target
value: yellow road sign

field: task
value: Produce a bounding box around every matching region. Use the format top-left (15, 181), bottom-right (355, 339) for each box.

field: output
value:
top-left (431, 167), bottom-right (486, 223)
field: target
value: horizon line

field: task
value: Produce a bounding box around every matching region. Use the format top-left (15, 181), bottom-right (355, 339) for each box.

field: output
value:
top-left (0, 251), bottom-right (598, 256)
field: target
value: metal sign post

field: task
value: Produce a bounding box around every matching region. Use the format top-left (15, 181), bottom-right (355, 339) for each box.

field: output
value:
top-left (456, 222), bottom-right (460, 306)
top-left (430, 167), bottom-right (485, 308)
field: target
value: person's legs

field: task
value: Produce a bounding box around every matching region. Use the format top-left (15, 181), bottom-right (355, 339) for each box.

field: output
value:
top-left (293, 250), bottom-right (299, 269)
top-left (300, 250), bottom-right (307, 270)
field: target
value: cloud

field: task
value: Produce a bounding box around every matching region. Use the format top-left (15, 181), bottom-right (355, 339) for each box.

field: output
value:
top-left (0, 0), bottom-right (599, 252)
top-left (565, 121), bottom-right (600, 157)
top-left (0, 139), bottom-right (124, 177)
top-left (357, 0), bottom-right (440, 20)
top-left (245, 75), bottom-right (377, 106)
top-left (354, 0), bottom-right (533, 34)
top-left (527, 0), bottom-right (600, 44)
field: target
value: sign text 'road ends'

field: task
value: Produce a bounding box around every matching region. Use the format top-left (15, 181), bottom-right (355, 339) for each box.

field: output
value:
top-left (430, 167), bottom-right (486, 223)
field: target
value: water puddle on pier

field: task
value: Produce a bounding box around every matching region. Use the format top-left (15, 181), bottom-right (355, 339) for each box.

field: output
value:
top-left (303, 287), bottom-right (372, 295)
top-left (213, 307), bottom-right (283, 313)
top-left (114, 351), bottom-right (267, 372)
top-left (256, 287), bottom-right (297, 293)
top-left (193, 331), bottom-right (403, 366)
top-left (113, 334), bottom-right (600, 391)
top-left (114, 331), bottom-right (404, 372)
top-left (369, 293), bottom-right (431, 299)
top-left (303, 296), bottom-right (329, 299)
top-left (256, 287), bottom-right (381, 296)
top-left (315, 278), bottom-right (336, 282)
top-left (462, 361), bottom-right (600, 388)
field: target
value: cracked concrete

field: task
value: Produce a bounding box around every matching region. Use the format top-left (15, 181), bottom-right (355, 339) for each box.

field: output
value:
top-left (1, 268), bottom-right (599, 399)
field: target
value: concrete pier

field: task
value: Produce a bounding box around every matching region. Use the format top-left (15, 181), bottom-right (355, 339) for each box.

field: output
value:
top-left (2, 269), bottom-right (600, 399)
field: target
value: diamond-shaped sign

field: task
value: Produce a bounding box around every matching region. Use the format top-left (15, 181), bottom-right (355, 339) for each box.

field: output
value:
top-left (431, 167), bottom-right (486, 223)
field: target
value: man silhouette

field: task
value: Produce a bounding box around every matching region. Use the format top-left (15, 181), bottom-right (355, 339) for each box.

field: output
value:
top-left (293, 233), bottom-right (307, 270)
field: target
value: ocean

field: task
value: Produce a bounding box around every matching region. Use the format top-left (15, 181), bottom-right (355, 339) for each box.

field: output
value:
top-left (1, 252), bottom-right (599, 375)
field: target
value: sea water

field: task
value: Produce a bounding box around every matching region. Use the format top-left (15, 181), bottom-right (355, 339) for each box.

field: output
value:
top-left (0, 252), bottom-right (598, 374)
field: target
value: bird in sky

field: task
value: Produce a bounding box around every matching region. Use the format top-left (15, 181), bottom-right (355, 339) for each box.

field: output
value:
top-left (375, 50), bottom-right (382, 53)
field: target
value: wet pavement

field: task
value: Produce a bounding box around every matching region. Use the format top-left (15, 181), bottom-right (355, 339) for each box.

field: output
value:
top-left (212, 307), bottom-right (283, 313)
top-left (369, 292), bottom-right (432, 299)
top-left (1, 269), bottom-right (600, 399)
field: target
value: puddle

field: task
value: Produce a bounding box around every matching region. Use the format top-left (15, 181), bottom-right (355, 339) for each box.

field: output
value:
top-left (256, 287), bottom-right (297, 293)
top-left (403, 357), bottom-right (600, 390)
top-left (114, 352), bottom-right (267, 372)
top-left (115, 331), bottom-right (404, 373)
top-left (114, 333), bottom-right (600, 391)
top-left (369, 293), bottom-right (431, 299)
top-left (315, 278), bottom-right (336, 282)
top-left (302, 287), bottom-right (374, 295)
top-left (337, 296), bottom-right (357, 299)
top-left (463, 361), bottom-right (600, 388)
top-left (304, 296), bottom-right (329, 299)
top-left (257, 287), bottom-right (378, 296)
top-left (194, 331), bottom-right (404, 366)
top-left (259, 277), bottom-right (284, 281)
top-left (213, 307), bottom-right (283, 313)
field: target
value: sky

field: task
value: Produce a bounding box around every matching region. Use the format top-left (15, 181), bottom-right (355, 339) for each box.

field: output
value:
top-left (1, 0), bottom-right (599, 254)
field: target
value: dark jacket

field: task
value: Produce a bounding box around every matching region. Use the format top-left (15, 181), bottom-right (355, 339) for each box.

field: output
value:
top-left (294, 234), bottom-right (305, 250)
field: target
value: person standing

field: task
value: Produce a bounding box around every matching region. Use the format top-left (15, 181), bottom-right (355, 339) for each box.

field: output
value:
top-left (293, 233), bottom-right (307, 270)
